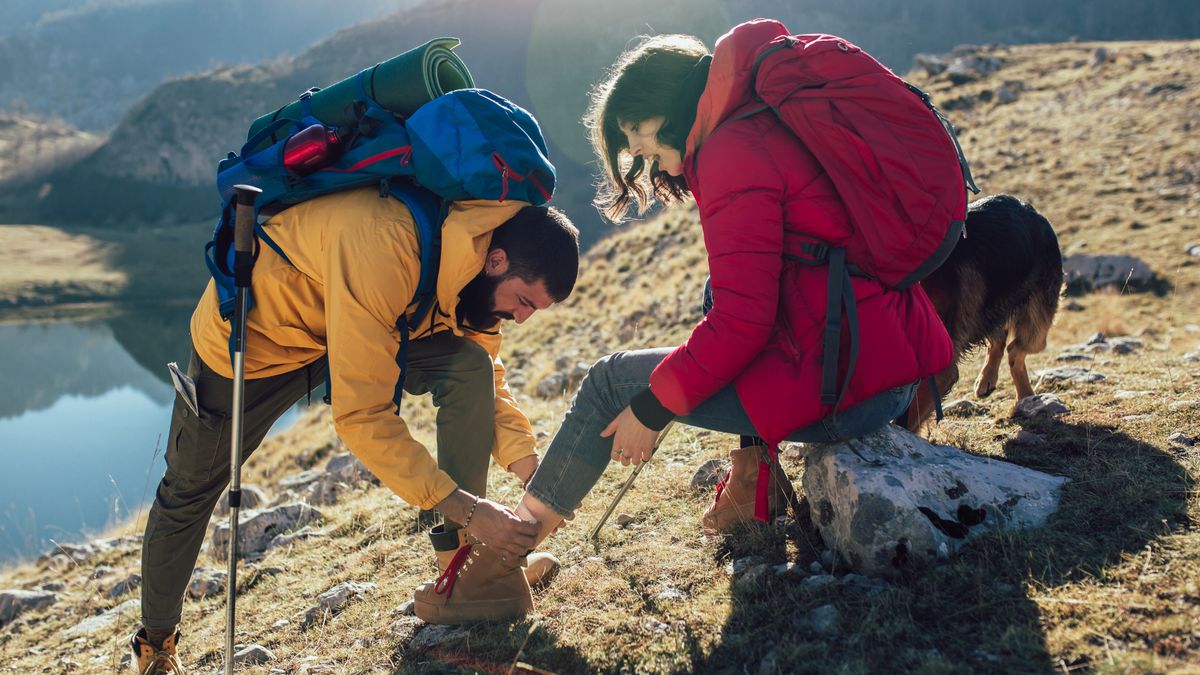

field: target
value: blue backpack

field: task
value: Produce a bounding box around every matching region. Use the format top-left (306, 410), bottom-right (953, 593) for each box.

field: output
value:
top-left (206, 83), bottom-right (556, 406)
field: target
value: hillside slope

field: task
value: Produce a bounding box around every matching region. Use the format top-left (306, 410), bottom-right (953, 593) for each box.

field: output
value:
top-left (1, 40), bottom-right (1198, 673)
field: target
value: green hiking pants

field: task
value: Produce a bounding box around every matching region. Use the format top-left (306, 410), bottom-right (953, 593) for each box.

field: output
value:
top-left (140, 332), bottom-right (496, 631)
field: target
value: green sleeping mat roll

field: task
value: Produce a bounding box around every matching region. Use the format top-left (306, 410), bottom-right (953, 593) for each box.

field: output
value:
top-left (246, 37), bottom-right (473, 151)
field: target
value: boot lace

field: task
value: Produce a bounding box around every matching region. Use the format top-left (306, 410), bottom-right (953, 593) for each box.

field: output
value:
top-left (141, 649), bottom-right (184, 675)
top-left (432, 543), bottom-right (474, 603)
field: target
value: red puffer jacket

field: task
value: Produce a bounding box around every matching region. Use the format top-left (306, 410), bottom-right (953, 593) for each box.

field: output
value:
top-left (648, 19), bottom-right (954, 445)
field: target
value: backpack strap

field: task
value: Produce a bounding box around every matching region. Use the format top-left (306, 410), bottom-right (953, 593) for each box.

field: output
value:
top-left (820, 248), bottom-right (860, 412)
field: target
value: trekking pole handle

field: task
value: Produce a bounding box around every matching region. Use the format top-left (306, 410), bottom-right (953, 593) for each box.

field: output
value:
top-left (232, 185), bottom-right (262, 289)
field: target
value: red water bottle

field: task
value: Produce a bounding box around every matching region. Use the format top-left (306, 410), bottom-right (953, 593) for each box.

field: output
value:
top-left (282, 124), bottom-right (342, 176)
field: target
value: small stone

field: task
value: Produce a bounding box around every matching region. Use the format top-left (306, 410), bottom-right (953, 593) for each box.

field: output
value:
top-left (1033, 367), bottom-right (1106, 384)
top-left (535, 373), bottom-right (568, 399)
top-left (615, 513), bottom-right (638, 527)
top-left (1015, 394), bottom-right (1069, 419)
top-left (1120, 414), bottom-right (1152, 422)
top-left (727, 556), bottom-right (767, 579)
top-left (271, 619), bottom-right (290, 629)
top-left (820, 549), bottom-right (837, 570)
top-left (943, 399), bottom-right (985, 417)
top-left (773, 562), bottom-right (806, 579)
top-left (808, 561), bottom-right (825, 574)
top-left (1085, 332), bottom-right (1107, 345)
top-left (1168, 432), bottom-right (1195, 447)
top-left (1183, 351), bottom-right (1200, 363)
top-left (1108, 337), bottom-right (1143, 354)
top-left (1188, 244), bottom-right (1200, 258)
top-left (808, 604), bottom-right (840, 636)
top-left (388, 616), bottom-right (422, 641)
top-left (656, 587), bottom-right (687, 601)
top-left (410, 624), bottom-right (471, 650)
top-left (1114, 390), bottom-right (1153, 400)
top-left (89, 565), bottom-right (116, 580)
top-left (392, 600), bottom-right (415, 616)
top-left (800, 574), bottom-right (837, 592)
top-left (39, 582), bottom-right (65, 592)
top-left (63, 599), bottom-right (138, 637)
top-left (233, 645), bottom-right (275, 666)
top-left (1056, 353), bottom-right (1093, 362)
top-left (106, 573), bottom-right (142, 599)
top-left (1091, 47), bottom-right (1110, 66)
top-left (187, 568), bottom-right (227, 600)
top-left (1063, 300), bottom-right (1085, 312)
top-left (690, 459), bottom-right (728, 492)
top-left (1168, 400), bottom-right (1200, 411)
top-left (733, 565), bottom-right (771, 594)
top-left (1013, 430), bottom-right (1046, 445)
top-left (1186, 325), bottom-right (1200, 334)
top-left (841, 574), bottom-right (888, 596)
top-left (298, 581), bottom-right (378, 629)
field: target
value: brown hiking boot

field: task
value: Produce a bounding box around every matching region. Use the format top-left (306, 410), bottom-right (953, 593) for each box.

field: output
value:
top-left (414, 537), bottom-right (533, 624)
top-left (429, 524), bottom-right (560, 590)
top-left (701, 445), bottom-right (796, 534)
top-left (130, 627), bottom-right (184, 674)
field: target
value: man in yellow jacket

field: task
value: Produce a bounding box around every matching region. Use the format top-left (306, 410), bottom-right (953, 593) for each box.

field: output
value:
top-left (131, 187), bottom-right (579, 670)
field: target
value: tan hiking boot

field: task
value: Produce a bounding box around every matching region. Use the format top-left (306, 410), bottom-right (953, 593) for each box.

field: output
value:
top-left (414, 538), bottom-right (533, 624)
top-left (701, 445), bottom-right (795, 534)
top-left (429, 524), bottom-right (560, 590)
top-left (130, 627), bottom-right (184, 674)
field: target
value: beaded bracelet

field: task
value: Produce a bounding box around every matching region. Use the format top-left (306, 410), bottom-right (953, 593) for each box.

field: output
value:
top-left (461, 494), bottom-right (480, 529)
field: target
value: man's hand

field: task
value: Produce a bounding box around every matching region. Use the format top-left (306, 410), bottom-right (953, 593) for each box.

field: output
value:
top-left (600, 405), bottom-right (659, 466)
top-left (507, 455), bottom-right (539, 487)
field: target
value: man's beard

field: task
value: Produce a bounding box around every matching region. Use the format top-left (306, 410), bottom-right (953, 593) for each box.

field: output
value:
top-left (456, 271), bottom-right (513, 331)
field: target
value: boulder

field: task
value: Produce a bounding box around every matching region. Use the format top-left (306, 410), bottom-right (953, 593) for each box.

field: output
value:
top-left (211, 503), bottom-right (323, 560)
top-left (803, 425), bottom-right (1068, 578)
top-left (215, 484), bottom-right (268, 516)
top-left (0, 590), bottom-right (57, 626)
top-left (1063, 254), bottom-right (1162, 294)
top-left (63, 599), bottom-right (138, 638)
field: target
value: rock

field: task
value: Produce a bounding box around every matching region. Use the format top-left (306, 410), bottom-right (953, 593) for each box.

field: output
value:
top-left (1183, 351), bottom-right (1200, 363)
top-left (1013, 430), bottom-right (1047, 446)
top-left (298, 581), bottom-right (377, 629)
top-left (271, 619), bottom-right (290, 629)
top-left (913, 53), bottom-right (949, 76)
top-left (215, 484), bottom-right (268, 516)
top-left (39, 582), bottom-right (66, 592)
top-left (0, 590), bottom-right (57, 626)
top-left (773, 562), bottom-right (806, 579)
top-left (1169, 400), bottom-right (1200, 411)
top-left (690, 459), bottom-right (728, 492)
top-left (211, 503), bottom-right (323, 560)
top-left (808, 604), bottom-right (840, 636)
top-left (800, 575), bottom-right (837, 592)
top-left (945, 54), bottom-right (1003, 83)
top-left (106, 573), bottom-right (141, 598)
top-left (841, 574), bottom-right (888, 596)
top-left (943, 399), bottom-right (986, 417)
top-left (727, 556), bottom-right (767, 579)
top-left (1056, 352), bottom-right (1093, 362)
top-left (535, 372), bottom-right (568, 399)
top-left (820, 549), bottom-right (837, 571)
top-left (278, 469), bottom-right (323, 490)
top-left (1114, 390), bottom-right (1153, 400)
top-left (297, 658), bottom-right (340, 674)
top-left (268, 525), bottom-right (328, 550)
top-left (1108, 337), bottom-right (1143, 354)
top-left (1187, 244), bottom-right (1200, 258)
top-left (36, 535), bottom-right (141, 568)
top-left (63, 599), bottom-right (138, 638)
top-left (756, 646), bottom-right (781, 675)
top-left (995, 82), bottom-right (1021, 105)
top-left (1033, 367), bottom-right (1106, 384)
top-left (808, 561), bottom-right (824, 575)
top-left (1086, 332), bottom-right (1107, 345)
top-left (803, 425), bottom-right (1068, 578)
top-left (392, 600), bottom-right (415, 616)
top-left (410, 624), bottom-right (471, 650)
top-left (388, 616), bottom-right (422, 641)
top-left (733, 565), bottom-right (771, 594)
top-left (1015, 394), bottom-right (1069, 419)
top-left (233, 645), bottom-right (275, 666)
top-left (656, 587), bottom-right (687, 602)
top-left (781, 443), bottom-right (805, 462)
top-left (615, 513), bottom-right (638, 527)
top-left (187, 568), bottom-right (227, 599)
top-left (1167, 432), bottom-right (1194, 447)
top-left (90, 565), bottom-right (116, 580)
top-left (294, 454), bottom-right (380, 506)
top-left (1063, 254), bottom-right (1162, 295)
top-left (1091, 47), bottom-right (1110, 67)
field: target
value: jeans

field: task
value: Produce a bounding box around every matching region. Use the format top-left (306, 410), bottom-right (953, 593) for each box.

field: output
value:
top-left (525, 347), bottom-right (918, 518)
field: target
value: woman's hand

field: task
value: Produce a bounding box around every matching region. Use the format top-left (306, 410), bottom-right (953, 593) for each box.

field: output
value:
top-left (601, 405), bottom-right (659, 466)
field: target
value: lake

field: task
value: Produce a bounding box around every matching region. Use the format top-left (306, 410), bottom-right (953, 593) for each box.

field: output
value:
top-left (0, 309), bottom-right (303, 566)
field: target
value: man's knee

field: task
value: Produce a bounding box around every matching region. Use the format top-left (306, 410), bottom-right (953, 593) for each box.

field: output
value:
top-left (429, 338), bottom-right (495, 405)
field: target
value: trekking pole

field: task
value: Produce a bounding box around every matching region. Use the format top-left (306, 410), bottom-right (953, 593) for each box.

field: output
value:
top-left (226, 184), bottom-right (261, 675)
top-left (589, 421), bottom-right (675, 543)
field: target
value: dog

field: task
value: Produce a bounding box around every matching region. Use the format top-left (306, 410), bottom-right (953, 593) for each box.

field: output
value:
top-left (902, 194), bottom-right (1064, 432)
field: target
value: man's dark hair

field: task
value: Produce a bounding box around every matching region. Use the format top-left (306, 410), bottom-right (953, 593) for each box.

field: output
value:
top-left (490, 205), bottom-right (580, 301)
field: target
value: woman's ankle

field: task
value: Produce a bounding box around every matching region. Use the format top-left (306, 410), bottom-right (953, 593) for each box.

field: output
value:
top-left (516, 494), bottom-right (565, 547)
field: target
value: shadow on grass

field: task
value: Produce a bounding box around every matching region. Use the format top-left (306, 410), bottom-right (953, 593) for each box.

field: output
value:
top-left (692, 419), bottom-right (1191, 674)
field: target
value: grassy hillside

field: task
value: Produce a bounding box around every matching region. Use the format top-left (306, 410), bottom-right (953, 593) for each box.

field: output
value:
top-left (1, 40), bottom-right (1198, 673)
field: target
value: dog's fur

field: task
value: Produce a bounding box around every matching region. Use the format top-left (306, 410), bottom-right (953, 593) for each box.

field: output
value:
top-left (902, 194), bottom-right (1063, 432)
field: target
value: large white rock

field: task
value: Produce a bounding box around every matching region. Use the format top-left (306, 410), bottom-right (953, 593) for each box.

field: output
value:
top-left (211, 503), bottom-right (323, 560)
top-left (803, 425), bottom-right (1068, 578)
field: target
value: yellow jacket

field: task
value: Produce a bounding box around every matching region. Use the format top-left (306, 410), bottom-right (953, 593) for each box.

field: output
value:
top-left (191, 187), bottom-right (534, 509)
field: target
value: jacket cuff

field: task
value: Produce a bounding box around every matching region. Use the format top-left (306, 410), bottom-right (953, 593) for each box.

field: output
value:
top-left (630, 387), bottom-right (676, 431)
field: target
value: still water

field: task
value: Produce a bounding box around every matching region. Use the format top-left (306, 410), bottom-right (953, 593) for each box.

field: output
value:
top-left (0, 309), bottom-right (302, 565)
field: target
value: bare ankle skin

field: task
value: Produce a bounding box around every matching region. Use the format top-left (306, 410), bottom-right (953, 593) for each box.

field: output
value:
top-left (516, 494), bottom-right (565, 548)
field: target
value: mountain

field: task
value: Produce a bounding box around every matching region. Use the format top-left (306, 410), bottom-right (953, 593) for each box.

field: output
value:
top-left (0, 0), bottom-right (413, 132)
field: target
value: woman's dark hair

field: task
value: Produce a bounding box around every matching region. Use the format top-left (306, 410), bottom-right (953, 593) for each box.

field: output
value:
top-left (584, 34), bottom-right (710, 222)
top-left (489, 205), bottom-right (580, 301)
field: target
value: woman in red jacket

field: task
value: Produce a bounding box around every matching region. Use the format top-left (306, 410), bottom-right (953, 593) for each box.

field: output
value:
top-left (417, 20), bottom-right (954, 624)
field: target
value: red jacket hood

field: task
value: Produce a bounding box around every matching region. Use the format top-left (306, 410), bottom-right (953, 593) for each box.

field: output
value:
top-left (684, 19), bottom-right (790, 163)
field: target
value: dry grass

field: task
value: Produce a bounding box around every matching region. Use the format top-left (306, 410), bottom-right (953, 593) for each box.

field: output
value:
top-left (2, 39), bottom-right (1200, 673)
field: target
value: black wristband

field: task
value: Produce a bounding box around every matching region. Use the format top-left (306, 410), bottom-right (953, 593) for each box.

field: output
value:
top-left (629, 387), bottom-right (675, 431)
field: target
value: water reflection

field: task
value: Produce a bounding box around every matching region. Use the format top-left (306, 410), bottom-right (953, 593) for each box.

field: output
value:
top-left (0, 308), bottom-right (303, 565)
